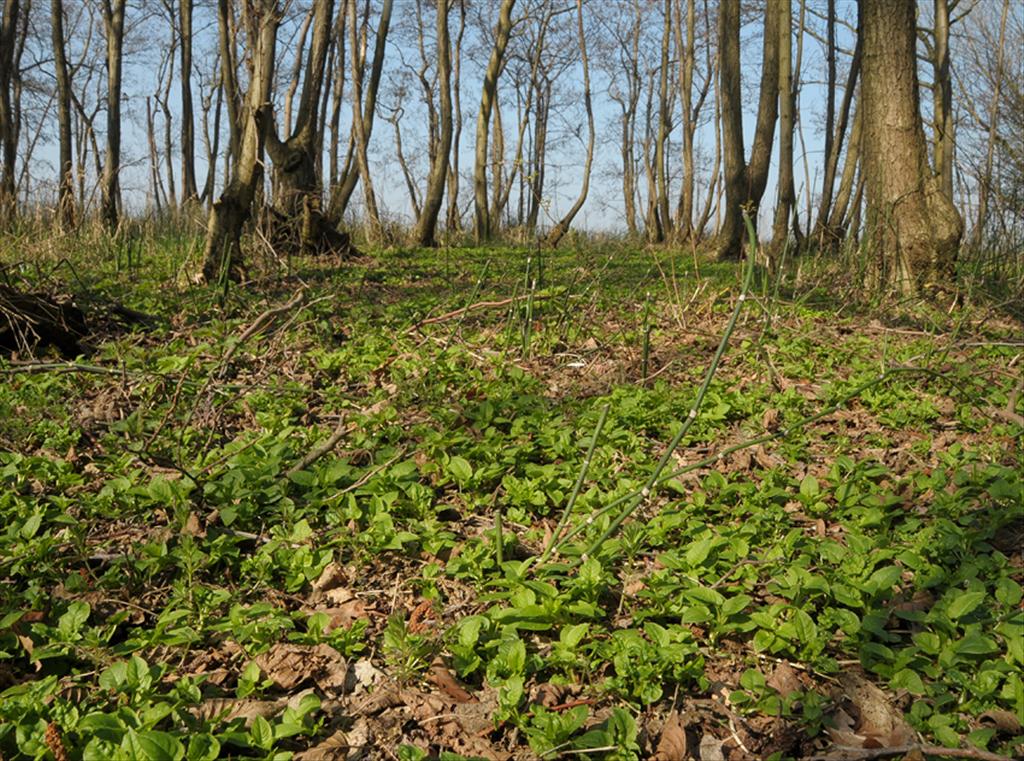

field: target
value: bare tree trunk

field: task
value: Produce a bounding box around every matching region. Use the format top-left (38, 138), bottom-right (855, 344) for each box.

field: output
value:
top-left (716, 0), bottom-right (781, 259)
top-left (545, 0), bottom-right (594, 247)
top-left (861, 0), bottom-right (962, 296)
top-left (0, 0), bottom-right (21, 224)
top-left (201, 0), bottom-right (280, 282)
top-left (329, 0), bottom-right (392, 222)
top-left (652, 0), bottom-right (672, 242)
top-left (52, 0), bottom-right (75, 229)
top-left (473, 0), bottom-right (516, 243)
top-left (446, 0), bottom-right (466, 233)
top-left (179, 0), bottom-right (198, 203)
top-left (811, 25), bottom-right (861, 249)
top-left (327, 8), bottom-right (346, 189)
top-left (100, 0), bottom-right (126, 231)
top-left (770, 0), bottom-right (798, 254)
top-left (973, 0), bottom-right (1010, 246)
top-left (827, 104), bottom-right (861, 235)
top-left (219, 0), bottom-right (242, 167)
top-left (489, 95), bottom-right (505, 227)
top-left (673, 0), bottom-right (703, 240)
top-left (146, 97), bottom-right (166, 215)
top-left (387, 108), bottom-right (420, 219)
top-left (347, 0), bottom-right (383, 240)
top-left (414, 0), bottom-right (452, 247)
top-left (932, 0), bottom-right (954, 199)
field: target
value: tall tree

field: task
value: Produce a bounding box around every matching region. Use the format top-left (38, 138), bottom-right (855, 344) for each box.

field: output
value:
top-left (328, 0), bottom-right (392, 224)
top-left (544, 0), bottom-right (594, 247)
top-left (201, 0), bottom-right (280, 282)
top-left (472, 0), bottom-right (515, 243)
top-left (860, 0), bottom-right (962, 295)
top-left (931, 0), bottom-right (954, 199)
top-left (0, 0), bottom-right (21, 223)
top-left (971, 0), bottom-right (1011, 245)
top-left (770, 0), bottom-right (798, 254)
top-left (100, 0), bottom-right (127, 231)
top-left (414, 0), bottom-right (452, 247)
top-left (716, 0), bottom-right (781, 259)
top-left (52, 0), bottom-right (75, 229)
top-left (179, 0), bottom-right (198, 204)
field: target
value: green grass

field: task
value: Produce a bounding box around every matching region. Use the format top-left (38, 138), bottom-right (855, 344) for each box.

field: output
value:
top-left (0, 233), bottom-right (1021, 759)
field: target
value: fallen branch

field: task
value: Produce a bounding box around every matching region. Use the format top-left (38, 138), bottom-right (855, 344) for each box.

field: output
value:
top-left (409, 293), bottom-right (553, 331)
top-left (285, 418), bottom-right (357, 478)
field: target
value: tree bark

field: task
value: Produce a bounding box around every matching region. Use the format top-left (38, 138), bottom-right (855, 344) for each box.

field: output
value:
top-left (201, 0), bottom-right (280, 282)
top-left (414, 0), bottom-right (452, 247)
top-left (716, 0), bottom-right (781, 260)
top-left (51, 0), bottom-right (75, 229)
top-left (931, 0), bottom-right (954, 199)
top-left (544, 0), bottom-right (594, 247)
top-left (100, 0), bottom-right (127, 231)
top-left (860, 0), bottom-right (962, 296)
top-left (473, 0), bottom-right (516, 243)
top-left (770, 0), bottom-right (798, 255)
top-left (445, 0), bottom-right (466, 233)
top-left (179, 0), bottom-right (198, 203)
top-left (973, 0), bottom-right (1010, 245)
top-left (652, 0), bottom-right (672, 242)
top-left (328, 0), bottom-right (391, 223)
top-left (0, 0), bottom-right (21, 224)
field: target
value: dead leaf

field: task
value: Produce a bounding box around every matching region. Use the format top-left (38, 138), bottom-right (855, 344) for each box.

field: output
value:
top-left (766, 662), bottom-right (802, 699)
top-left (698, 732), bottom-right (725, 761)
top-left (979, 708), bottom-right (1022, 734)
top-left (427, 659), bottom-right (476, 703)
top-left (182, 512), bottom-right (204, 537)
top-left (826, 673), bottom-right (915, 749)
top-left (295, 718), bottom-right (372, 761)
top-left (652, 712), bottom-right (688, 761)
top-left (529, 682), bottom-right (569, 708)
top-left (253, 643), bottom-right (349, 693)
top-left (352, 658), bottom-right (383, 690)
top-left (191, 697), bottom-right (286, 724)
top-left (311, 562), bottom-right (347, 597)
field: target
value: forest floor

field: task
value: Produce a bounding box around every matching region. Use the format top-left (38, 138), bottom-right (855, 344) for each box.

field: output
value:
top-left (0, 235), bottom-right (1022, 760)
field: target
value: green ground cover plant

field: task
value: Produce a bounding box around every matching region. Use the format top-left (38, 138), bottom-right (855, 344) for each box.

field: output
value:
top-left (0, 233), bottom-right (1021, 760)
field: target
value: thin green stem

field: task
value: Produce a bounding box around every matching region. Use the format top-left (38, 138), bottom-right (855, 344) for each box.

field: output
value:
top-left (570, 214), bottom-right (758, 562)
top-left (538, 402), bottom-right (610, 565)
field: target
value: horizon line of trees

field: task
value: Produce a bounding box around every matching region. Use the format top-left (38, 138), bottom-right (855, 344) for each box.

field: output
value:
top-left (0, 0), bottom-right (1020, 296)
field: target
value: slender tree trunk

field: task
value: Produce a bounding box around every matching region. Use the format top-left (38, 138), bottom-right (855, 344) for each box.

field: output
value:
top-left (201, 0), bottom-right (280, 282)
top-left (973, 0), bottom-right (1010, 246)
top-left (811, 27), bottom-right (861, 248)
top-left (770, 0), bottom-right (797, 254)
top-left (218, 0), bottom-right (242, 167)
top-left (146, 96), bottom-right (165, 214)
top-left (545, 0), bottom-right (594, 247)
top-left (179, 0), bottom-right (198, 203)
top-left (824, 0), bottom-right (835, 189)
top-left (673, 0), bottom-right (699, 240)
top-left (653, 0), bottom-right (672, 242)
top-left (0, 0), bottom-right (19, 224)
top-left (347, 0), bottom-right (382, 239)
top-left (827, 104), bottom-right (861, 234)
top-left (329, 0), bottom-right (391, 222)
top-left (860, 0), bottom-right (962, 296)
top-left (100, 0), bottom-right (126, 231)
top-left (932, 0), bottom-right (954, 199)
top-left (716, 0), bottom-right (781, 259)
top-left (414, 0), bottom-right (452, 247)
top-left (473, 0), bottom-right (515, 243)
top-left (446, 0), bottom-right (466, 233)
top-left (52, 0), bottom-right (75, 229)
